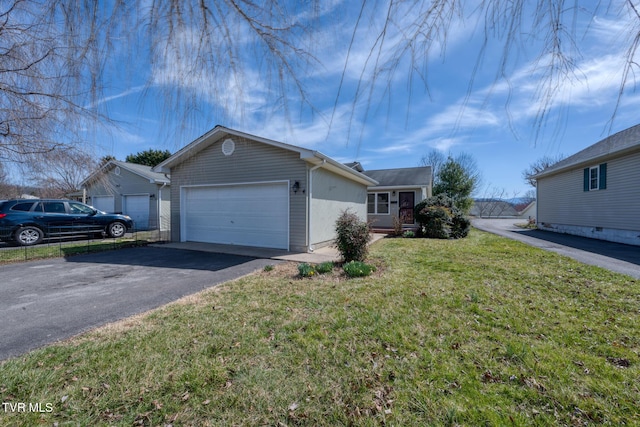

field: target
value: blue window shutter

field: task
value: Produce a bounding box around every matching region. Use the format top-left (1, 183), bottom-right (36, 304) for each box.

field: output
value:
top-left (583, 168), bottom-right (589, 191)
top-left (599, 163), bottom-right (607, 189)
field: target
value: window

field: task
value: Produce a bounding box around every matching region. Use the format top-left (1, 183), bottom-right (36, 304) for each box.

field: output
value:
top-left (11, 202), bottom-right (36, 211)
top-left (42, 202), bottom-right (66, 213)
top-left (69, 202), bottom-right (94, 214)
top-left (589, 166), bottom-right (599, 190)
top-left (583, 163), bottom-right (607, 191)
top-left (367, 192), bottom-right (389, 214)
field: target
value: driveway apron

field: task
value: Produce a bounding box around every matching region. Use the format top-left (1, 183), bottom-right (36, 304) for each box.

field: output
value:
top-left (0, 246), bottom-right (278, 360)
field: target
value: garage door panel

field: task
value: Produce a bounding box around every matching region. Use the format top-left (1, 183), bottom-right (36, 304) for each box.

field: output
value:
top-left (182, 182), bottom-right (289, 249)
top-left (92, 196), bottom-right (115, 213)
top-left (124, 195), bottom-right (150, 231)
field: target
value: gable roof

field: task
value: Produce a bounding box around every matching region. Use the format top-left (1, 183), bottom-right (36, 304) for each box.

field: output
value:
top-left (81, 160), bottom-right (170, 187)
top-left (534, 123), bottom-right (640, 179)
top-left (153, 125), bottom-right (378, 186)
top-left (344, 161), bottom-right (364, 172)
top-left (361, 166), bottom-right (432, 188)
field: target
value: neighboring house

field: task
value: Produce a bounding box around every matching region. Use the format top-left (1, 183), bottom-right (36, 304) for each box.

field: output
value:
top-left (470, 199), bottom-right (536, 219)
top-left (533, 124), bottom-right (640, 246)
top-left (153, 126), bottom-right (378, 252)
top-left (80, 160), bottom-right (171, 231)
top-left (346, 162), bottom-right (432, 229)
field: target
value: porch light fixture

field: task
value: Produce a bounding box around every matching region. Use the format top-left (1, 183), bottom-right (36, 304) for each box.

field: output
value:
top-left (292, 181), bottom-right (300, 193)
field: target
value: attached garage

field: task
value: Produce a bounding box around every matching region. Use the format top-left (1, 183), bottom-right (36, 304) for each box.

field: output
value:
top-left (154, 126), bottom-right (378, 253)
top-left (123, 194), bottom-right (150, 230)
top-left (181, 182), bottom-right (289, 249)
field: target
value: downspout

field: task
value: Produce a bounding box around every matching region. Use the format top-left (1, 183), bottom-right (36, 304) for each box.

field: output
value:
top-left (535, 182), bottom-right (539, 226)
top-left (158, 182), bottom-right (167, 233)
top-left (307, 160), bottom-right (326, 252)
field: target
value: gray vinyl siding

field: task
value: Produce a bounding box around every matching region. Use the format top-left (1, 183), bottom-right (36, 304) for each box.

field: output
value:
top-left (310, 168), bottom-right (368, 245)
top-left (170, 136), bottom-right (308, 250)
top-left (537, 151), bottom-right (640, 231)
top-left (85, 167), bottom-right (164, 230)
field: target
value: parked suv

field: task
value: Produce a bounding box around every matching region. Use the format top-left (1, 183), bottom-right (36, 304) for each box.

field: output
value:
top-left (0, 199), bottom-right (134, 246)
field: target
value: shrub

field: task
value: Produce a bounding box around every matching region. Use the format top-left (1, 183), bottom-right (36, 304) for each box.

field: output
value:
top-left (315, 261), bottom-right (334, 274)
top-left (402, 230), bottom-right (415, 238)
top-left (263, 264), bottom-right (275, 272)
top-left (392, 214), bottom-right (403, 236)
top-left (419, 205), bottom-right (452, 239)
top-left (414, 194), bottom-right (470, 239)
top-left (334, 210), bottom-right (371, 262)
top-left (343, 260), bottom-right (376, 278)
top-left (298, 263), bottom-right (316, 277)
top-left (450, 215), bottom-right (471, 239)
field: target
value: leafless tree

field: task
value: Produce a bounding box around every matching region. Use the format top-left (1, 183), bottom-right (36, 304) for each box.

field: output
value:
top-left (22, 148), bottom-right (97, 198)
top-left (2, 0), bottom-right (640, 166)
top-left (0, 161), bottom-right (12, 198)
top-left (0, 1), bottom-right (128, 162)
top-left (1, 0), bottom-right (321, 163)
top-left (338, 1), bottom-right (640, 140)
top-left (522, 154), bottom-right (565, 187)
top-left (472, 185), bottom-right (520, 218)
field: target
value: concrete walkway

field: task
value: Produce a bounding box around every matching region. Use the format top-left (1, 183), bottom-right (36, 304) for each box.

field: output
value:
top-left (472, 218), bottom-right (640, 279)
top-left (152, 233), bottom-right (387, 264)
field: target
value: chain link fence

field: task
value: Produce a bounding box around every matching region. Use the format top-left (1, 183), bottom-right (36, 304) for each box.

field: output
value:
top-left (0, 228), bottom-right (170, 264)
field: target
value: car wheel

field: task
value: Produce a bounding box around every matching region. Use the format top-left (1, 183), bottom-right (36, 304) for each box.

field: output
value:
top-left (15, 226), bottom-right (43, 246)
top-left (107, 222), bottom-right (126, 238)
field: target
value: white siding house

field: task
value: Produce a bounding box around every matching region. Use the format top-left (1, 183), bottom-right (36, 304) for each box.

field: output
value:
top-left (533, 124), bottom-right (640, 246)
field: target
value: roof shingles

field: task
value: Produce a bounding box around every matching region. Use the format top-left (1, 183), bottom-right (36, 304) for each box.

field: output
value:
top-left (534, 124), bottom-right (640, 178)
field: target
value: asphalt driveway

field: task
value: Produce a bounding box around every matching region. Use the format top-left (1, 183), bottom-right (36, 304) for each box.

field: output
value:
top-left (0, 246), bottom-right (278, 360)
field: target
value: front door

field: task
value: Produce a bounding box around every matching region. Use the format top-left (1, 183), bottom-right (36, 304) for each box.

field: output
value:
top-left (398, 192), bottom-right (415, 224)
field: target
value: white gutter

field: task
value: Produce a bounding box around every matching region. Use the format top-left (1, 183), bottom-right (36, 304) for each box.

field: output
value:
top-left (307, 160), bottom-right (326, 252)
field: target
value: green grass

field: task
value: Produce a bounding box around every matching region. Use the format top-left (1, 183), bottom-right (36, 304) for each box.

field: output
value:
top-left (1, 229), bottom-right (639, 426)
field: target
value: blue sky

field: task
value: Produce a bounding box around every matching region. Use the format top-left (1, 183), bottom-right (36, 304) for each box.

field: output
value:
top-left (85, 1), bottom-right (639, 197)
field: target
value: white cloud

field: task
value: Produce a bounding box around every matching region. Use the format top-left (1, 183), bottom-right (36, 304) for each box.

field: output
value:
top-left (86, 86), bottom-right (145, 109)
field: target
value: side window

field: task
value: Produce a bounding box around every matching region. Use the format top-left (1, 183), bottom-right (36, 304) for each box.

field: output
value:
top-left (589, 166), bottom-right (599, 190)
top-left (583, 163), bottom-right (607, 191)
top-left (11, 202), bottom-right (36, 211)
top-left (69, 202), bottom-right (94, 214)
top-left (43, 202), bottom-right (66, 213)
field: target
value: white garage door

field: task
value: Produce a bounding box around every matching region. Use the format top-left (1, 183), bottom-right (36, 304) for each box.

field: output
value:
top-left (182, 182), bottom-right (289, 249)
top-left (123, 194), bottom-right (150, 230)
top-left (91, 196), bottom-right (115, 213)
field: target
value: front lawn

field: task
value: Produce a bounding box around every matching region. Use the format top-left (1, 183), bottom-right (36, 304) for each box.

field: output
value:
top-left (1, 230), bottom-right (638, 425)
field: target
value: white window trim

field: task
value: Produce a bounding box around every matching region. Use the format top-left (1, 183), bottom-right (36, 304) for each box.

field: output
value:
top-left (368, 192), bottom-right (390, 215)
top-left (589, 165), bottom-right (599, 191)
